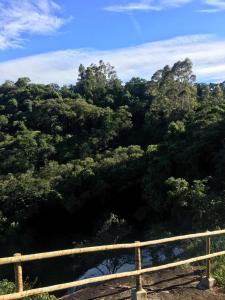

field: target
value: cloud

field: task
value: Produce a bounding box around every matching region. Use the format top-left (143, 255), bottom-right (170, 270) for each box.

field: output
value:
top-left (201, 0), bottom-right (225, 12)
top-left (0, 0), bottom-right (67, 50)
top-left (199, 8), bottom-right (222, 12)
top-left (104, 0), bottom-right (225, 13)
top-left (104, 0), bottom-right (192, 12)
top-left (1, 34), bottom-right (225, 84)
top-left (198, 0), bottom-right (225, 12)
top-left (104, 1), bottom-right (160, 12)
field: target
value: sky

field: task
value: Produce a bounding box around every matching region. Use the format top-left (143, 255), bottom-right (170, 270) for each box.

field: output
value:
top-left (0, 0), bottom-right (225, 84)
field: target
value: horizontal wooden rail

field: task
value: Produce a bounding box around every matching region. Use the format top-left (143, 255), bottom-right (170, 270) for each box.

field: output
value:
top-left (1, 249), bottom-right (225, 300)
top-left (1, 229), bottom-right (225, 266)
top-left (1, 229), bottom-right (225, 300)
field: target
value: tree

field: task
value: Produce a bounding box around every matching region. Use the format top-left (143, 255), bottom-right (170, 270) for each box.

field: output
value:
top-left (144, 59), bottom-right (197, 143)
top-left (15, 77), bottom-right (31, 88)
top-left (76, 60), bottom-right (122, 107)
top-left (1, 58), bottom-right (225, 269)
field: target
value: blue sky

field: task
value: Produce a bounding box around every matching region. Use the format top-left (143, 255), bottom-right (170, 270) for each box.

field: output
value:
top-left (1, 0), bottom-right (225, 84)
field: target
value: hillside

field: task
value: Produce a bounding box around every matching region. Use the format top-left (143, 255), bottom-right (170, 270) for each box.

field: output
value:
top-left (1, 59), bottom-right (225, 284)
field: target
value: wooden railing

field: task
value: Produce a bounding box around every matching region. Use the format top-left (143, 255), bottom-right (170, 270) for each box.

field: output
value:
top-left (1, 229), bottom-right (225, 299)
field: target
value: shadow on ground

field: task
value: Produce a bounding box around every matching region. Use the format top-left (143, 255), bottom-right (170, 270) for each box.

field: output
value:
top-left (60, 267), bottom-right (225, 300)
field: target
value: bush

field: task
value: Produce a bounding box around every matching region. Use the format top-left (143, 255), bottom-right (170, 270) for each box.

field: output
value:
top-left (0, 279), bottom-right (56, 300)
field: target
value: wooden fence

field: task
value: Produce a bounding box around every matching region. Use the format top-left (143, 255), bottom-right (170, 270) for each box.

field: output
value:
top-left (1, 229), bottom-right (225, 300)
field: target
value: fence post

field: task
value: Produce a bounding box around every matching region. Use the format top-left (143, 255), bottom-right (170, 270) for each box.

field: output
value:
top-left (206, 234), bottom-right (211, 279)
top-left (135, 241), bottom-right (142, 291)
top-left (14, 253), bottom-right (23, 293)
top-left (198, 232), bottom-right (216, 290)
top-left (131, 242), bottom-right (147, 300)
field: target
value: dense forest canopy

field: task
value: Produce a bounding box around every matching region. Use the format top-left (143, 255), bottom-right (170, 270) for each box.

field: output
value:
top-left (1, 58), bottom-right (225, 254)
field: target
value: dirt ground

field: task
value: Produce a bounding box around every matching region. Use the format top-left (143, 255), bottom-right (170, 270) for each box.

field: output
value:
top-left (60, 267), bottom-right (225, 300)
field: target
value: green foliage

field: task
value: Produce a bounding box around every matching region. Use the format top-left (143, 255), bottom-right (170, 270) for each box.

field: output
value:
top-left (1, 58), bottom-right (225, 266)
top-left (0, 279), bottom-right (56, 300)
top-left (168, 121), bottom-right (185, 136)
top-left (0, 115), bottom-right (8, 127)
top-left (76, 60), bottom-right (122, 107)
top-left (0, 172), bottom-right (52, 239)
top-left (0, 280), bottom-right (15, 295)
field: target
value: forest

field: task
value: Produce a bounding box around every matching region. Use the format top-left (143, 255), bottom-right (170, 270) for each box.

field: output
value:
top-left (1, 58), bottom-right (225, 261)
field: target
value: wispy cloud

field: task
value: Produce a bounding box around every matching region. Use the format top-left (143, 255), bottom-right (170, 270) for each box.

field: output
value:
top-left (104, 0), bottom-right (225, 13)
top-left (1, 34), bottom-right (225, 84)
top-left (104, 1), bottom-right (160, 12)
top-left (200, 0), bottom-right (225, 12)
top-left (0, 0), bottom-right (67, 50)
top-left (104, 0), bottom-right (192, 12)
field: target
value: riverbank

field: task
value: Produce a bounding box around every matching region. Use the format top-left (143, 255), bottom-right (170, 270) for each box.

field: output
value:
top-left (61, 267), bottom-right (225, 300)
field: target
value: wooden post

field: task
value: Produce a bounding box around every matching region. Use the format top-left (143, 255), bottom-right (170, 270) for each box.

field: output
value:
top-left (14, 253), bottom-right (23, 293)
top-left (135, 241), bottom-right (142, 291)
top-left (198, 233), bottom-right (215, 289)
top-left (206, 235), bottom-right (211, 278)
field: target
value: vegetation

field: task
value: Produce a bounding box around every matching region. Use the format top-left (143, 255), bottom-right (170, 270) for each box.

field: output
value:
top-left (0, 279), bottom-right (56, 300)
top-left (1, 58), bottom-right (225, 282)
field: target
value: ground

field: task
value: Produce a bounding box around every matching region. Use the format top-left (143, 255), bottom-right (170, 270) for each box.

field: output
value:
top-left (60, 267), bottom-right (225, 300)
